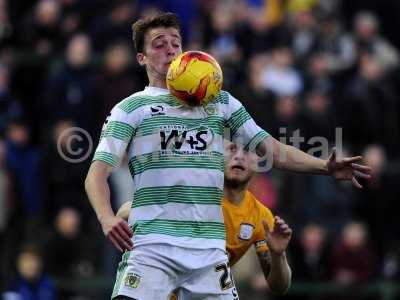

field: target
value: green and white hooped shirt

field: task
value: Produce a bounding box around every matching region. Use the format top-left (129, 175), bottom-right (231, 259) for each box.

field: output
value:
top-left (93, 86), bottom-right (269, 251)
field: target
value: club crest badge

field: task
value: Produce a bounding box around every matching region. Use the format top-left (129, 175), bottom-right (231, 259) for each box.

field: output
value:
top-left (124, 273), bottom-right (141, 289)
top-left (204, 103), bottom-right (216, 115)
top-left (238, 223), bottom-right (254, 241)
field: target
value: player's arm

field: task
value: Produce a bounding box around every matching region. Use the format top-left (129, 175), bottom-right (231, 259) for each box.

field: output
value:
top-left (257, 249), bottom-right (291, 295)
top-left (86, 100), bottom-right (139, 252)
top-left (256, 136), bottom-right (371, 188)
top-left (85, 161), bottom-right (133, 252)
top-left (257, 216), bottom-right (292, 294)
top-left (116, 201), bottom-right (131, 221)
top-left (224, 92), bottom-right (371, 188)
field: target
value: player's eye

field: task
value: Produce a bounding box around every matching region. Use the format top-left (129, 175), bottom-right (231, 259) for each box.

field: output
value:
top-left (227, 145), bottom-right (236, 154)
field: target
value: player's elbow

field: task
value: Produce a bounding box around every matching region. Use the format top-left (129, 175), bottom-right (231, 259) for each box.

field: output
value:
top-left (257, 136), bottom-right (287, 170)
top-left (84, 172), bottom-right (92, 193)
top-left (266, 269), bottom-right (292, 295)
top-left (84, 165), bottom-right (95, 192)
top-left (268, 282), bottom-right (291, 295)
top-left (84, 161), bottom-right (109, 192)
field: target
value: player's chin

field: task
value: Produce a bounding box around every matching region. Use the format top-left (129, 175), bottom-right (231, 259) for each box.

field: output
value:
top-left (163, 64), bottom-right (170, 72)
top-left (225, 174), bottom-right (249, 186)
top-left (156, 66), bottom-right (169, 77)
top-left (230, 168), bottom-right (251, 179)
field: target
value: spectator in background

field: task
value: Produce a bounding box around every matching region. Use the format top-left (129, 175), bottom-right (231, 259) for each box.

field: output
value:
top-left (315, 14), bottom-right (356, 73)
top-left (43, 33), bottom-right (94, 133)
top-left (90, 0), bottom-right (137, 52)
top-left (0, 138), bottom-right (11, 289)
top-left (292, 173), bottom-right (356, 236)
top-left (19, 0), bottom-right (63, 58)
top-left (356, 145), bottom-right (400, 262)
top-left (208, 4), bottom-right (241, 63)
top-left (362, 145), bottom-right (387, 189)
top-left (5, 120), bottom-right (42, 231)
top-left (235, 1), bottom-right (287, 56)
top-left (353, 11), bottom-right (399, 72)
top-left (0, 138), bottom-right (10, 235)
top-left (4, 121), bottom-right (41, 287)
top-left (42, 120), bottom-right (91, 226)
top-left (289, 11), bottom-right (319, 65)
top-left (234, 53), bottom-right (275, 131)
top-left (58, 0), bottom-right (97, 39)
top-left (269, 94), bottom-right (303, 141)
top-left (345, 53), bottom-right (399, 155)
top-left (0, 0), bottom-right (12, 46)
top-left (0, 138), bottom-right (8, 228)
top-left (44, 207), bottom-right (98, 299)
top-left (8, 0), bottom-right (62, 132)
top-left (303, 53), bottom-right (335, 95)
top-left (260, 47), bottom-right (303, 97)
top-left (0, 64), bottom-right (22, 135)
top-left (207, 3), bottom-right (244, 91)
top-left (332, 221), bottom-right (376, 285)
top-left (290, 223), bottom-right (332, 281)
top-left (279, 144), bottom-right (356, 235)
top-left (137, 0), bottom-right (198, 44)
top-left (301, 90), bottom-right (336, 147)
top-left (91, 41), bottom-right (145, 132)
top-left (382, 241), bottom-right (400, 281)
top-left (286, 0), bottom-right (319, 15)
top-left (3, 244), bottom-right (55, 300)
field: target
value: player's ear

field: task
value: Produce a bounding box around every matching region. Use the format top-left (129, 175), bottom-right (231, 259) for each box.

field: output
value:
top-left (137, 53), bottom-right (146, 66)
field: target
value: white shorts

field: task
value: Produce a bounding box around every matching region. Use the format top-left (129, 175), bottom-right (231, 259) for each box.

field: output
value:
top-left (112, 244), bottom-right (239, 300)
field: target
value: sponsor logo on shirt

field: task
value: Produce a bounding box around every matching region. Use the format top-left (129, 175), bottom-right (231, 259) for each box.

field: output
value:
top-left (159, 125), bottom-right (215, 154)
top-left (150, 105), bottom-right (165, 116)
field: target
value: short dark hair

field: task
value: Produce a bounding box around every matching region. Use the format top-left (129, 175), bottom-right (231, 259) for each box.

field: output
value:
top-left (132, 12), bottom-right (181, 53)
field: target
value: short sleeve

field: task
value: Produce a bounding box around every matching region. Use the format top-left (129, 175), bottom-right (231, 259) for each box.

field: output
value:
top-left (92, 101), bottom-right (140, 167)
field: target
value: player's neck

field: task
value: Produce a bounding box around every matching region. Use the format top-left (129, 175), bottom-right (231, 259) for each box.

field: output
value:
top-left (224, 185), bottom-right (247, 205)
top-left (149, 79), bottom-right (167, 89)
top-left (148, 73), bottom-right (167, 89)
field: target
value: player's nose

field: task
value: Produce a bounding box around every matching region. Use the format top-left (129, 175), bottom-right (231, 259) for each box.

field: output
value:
top-left (166, 43), bottom-right (177, 57)
top-left (232, 150), bottom-right (245, 162)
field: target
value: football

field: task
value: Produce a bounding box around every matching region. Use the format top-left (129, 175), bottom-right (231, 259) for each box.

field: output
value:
top-left (166, 51), bottom-right (223, 106)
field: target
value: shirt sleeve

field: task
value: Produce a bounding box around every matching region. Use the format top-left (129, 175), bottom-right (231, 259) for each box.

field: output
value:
top-left (92, 102), bottom-right (140, 167)
top-left (223, 92), bottom-right (270, 151)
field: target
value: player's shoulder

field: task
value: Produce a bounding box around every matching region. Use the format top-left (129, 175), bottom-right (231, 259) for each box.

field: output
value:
top-left (246, 191), bottom-right (275, 234)
top-left (213, 90), bottom-right (243, 106)
top-left (116, 89), bottom-right (178, 114)
top-left (212, 90), bottom-right (230, 105)
top-left (212, 91), bottom-right (245, 122)
top-left (245, 191), bottom-right (274, 219)
top-left (114, 90), bottom-right (147, 113)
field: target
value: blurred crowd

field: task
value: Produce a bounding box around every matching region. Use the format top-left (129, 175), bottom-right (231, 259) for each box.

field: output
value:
top-left (1, 0), bottom-right (400, 299)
